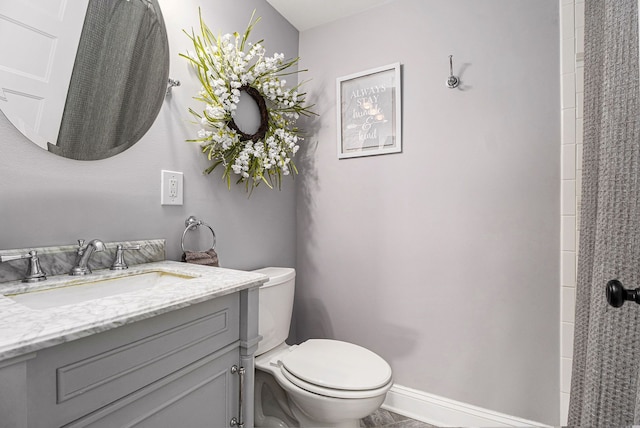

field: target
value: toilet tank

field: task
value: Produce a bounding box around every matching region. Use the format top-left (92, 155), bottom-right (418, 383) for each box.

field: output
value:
top-left (252, 267), bottom-right (296, 356)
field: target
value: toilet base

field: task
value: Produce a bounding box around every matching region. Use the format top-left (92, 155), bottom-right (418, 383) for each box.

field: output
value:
top-left (290, 403), bottom-right (362, 428)
top-left (255, 370), bottom-right (298, 427)
top-left (254, 368), bottom-right (386, 428)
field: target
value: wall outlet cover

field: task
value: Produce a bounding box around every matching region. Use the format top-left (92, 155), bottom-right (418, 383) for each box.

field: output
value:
top-left (161, 170), bottom-right (183, 205)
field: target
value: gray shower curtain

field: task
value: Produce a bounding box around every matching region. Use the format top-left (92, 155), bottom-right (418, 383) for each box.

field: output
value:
top-left (48, 0), bottom-right (168, 160)
top-left (568, 0), bottom-right (640, 426)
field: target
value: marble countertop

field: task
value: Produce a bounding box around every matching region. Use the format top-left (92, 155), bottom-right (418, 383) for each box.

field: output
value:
top-left (0, 261), bottom-right (267, 362)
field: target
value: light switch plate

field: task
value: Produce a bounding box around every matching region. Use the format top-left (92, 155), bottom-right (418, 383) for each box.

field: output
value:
top-left (161, 170), bottom-right (183, 205)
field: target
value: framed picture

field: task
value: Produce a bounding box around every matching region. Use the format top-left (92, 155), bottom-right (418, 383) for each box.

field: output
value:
top-left (336, 62), bottom-right (402, 159)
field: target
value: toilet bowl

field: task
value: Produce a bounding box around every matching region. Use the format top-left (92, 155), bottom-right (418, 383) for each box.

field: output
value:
top-left (253, 267), bottom-right (393, 428)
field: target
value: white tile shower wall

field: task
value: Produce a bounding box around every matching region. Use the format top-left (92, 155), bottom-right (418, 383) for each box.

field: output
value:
top-left (559, 0), bottom-right (584, 424)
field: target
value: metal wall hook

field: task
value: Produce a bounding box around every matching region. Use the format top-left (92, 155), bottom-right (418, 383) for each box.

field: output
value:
top-left (446, 55), bottom-right (460, 89)
top-left (166, 77), bottom-right (180, 95)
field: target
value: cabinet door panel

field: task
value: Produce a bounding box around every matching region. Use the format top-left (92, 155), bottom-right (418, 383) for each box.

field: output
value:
top-left (64, 346), bottom-right (239, 428)
top-left (28, 294), bottom-right (239, 427)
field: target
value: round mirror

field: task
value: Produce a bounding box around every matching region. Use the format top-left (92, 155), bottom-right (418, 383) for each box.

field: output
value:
top-left (0, 0), bottom-right (169, 160)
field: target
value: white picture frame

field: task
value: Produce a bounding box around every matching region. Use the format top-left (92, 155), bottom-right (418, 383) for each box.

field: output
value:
top-left (336, 62), bottom-right (402, 159)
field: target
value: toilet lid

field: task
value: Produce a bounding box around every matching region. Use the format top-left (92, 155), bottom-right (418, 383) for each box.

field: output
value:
top-left (280, 339), bottom-right (392, 391)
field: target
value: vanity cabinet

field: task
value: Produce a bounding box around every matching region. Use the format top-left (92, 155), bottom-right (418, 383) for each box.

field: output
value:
top-left (0, 288), bottom-right (259, 428)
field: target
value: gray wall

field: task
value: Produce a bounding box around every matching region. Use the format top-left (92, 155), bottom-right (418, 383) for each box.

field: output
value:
top-left (0, 0), bottom-right (298, 270)
top-left (295, 0), bottom-right (560, 424)
top-left (1, 0), bottom-right (562, 424)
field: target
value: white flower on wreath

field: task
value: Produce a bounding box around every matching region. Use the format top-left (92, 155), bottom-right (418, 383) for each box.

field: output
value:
top-left (181, 10), bottom-right (315, 194)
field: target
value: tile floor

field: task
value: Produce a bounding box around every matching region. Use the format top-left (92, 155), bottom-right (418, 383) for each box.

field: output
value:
top-left (360, 409), bottom-right (437, 427)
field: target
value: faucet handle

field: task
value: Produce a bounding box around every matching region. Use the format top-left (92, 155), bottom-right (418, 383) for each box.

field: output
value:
top-left (0, 250), bottom-right (47, 283)
top-left (74, 240), bottom-right (86, 258)
top-left (110, 244), bottom-right (141, 270)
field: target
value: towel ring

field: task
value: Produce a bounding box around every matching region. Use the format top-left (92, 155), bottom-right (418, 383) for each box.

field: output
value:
top-left (181, 216), bottom-right (216, 253)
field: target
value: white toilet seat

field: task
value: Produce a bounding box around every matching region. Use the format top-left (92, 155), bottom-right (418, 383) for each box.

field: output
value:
top-left (280, 364), bottom-right (393, 399)
top-left (256, 339), bottom-right (393, 400)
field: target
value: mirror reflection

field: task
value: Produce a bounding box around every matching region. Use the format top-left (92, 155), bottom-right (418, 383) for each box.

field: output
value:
top-left (0, 0), bottom-right (169, 160)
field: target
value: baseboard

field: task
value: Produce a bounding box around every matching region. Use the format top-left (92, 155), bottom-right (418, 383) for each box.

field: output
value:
top-left (382, 384), bottom-right (552, 428)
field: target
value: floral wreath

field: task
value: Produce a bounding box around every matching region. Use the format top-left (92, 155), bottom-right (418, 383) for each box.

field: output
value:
top-left (181, 11), bottom-right (315, 193)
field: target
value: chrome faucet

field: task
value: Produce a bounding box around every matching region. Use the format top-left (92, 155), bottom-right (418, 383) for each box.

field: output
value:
top-left (70, 239), bottom-right (105, 276)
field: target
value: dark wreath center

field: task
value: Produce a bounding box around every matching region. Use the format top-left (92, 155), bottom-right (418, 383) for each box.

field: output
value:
top-left (227, 86), bottom-right (269, 142)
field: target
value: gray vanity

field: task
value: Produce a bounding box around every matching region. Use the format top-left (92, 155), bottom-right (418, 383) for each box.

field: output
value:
top-left (0, 241), bottom-right (265, 428)
top-left (0, 0), bottom-right (265, 424)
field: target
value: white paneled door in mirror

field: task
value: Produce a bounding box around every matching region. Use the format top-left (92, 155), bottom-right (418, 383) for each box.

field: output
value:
top-left (0, 0), bottom-right (88, 149)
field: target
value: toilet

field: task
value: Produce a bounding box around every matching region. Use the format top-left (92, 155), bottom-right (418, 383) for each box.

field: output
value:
top-left (252, 267), bottom-right (393, 428)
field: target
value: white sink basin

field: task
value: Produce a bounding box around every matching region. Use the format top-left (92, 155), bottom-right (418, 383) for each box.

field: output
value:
top-left (8, 271), bottom-right (195, 310)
